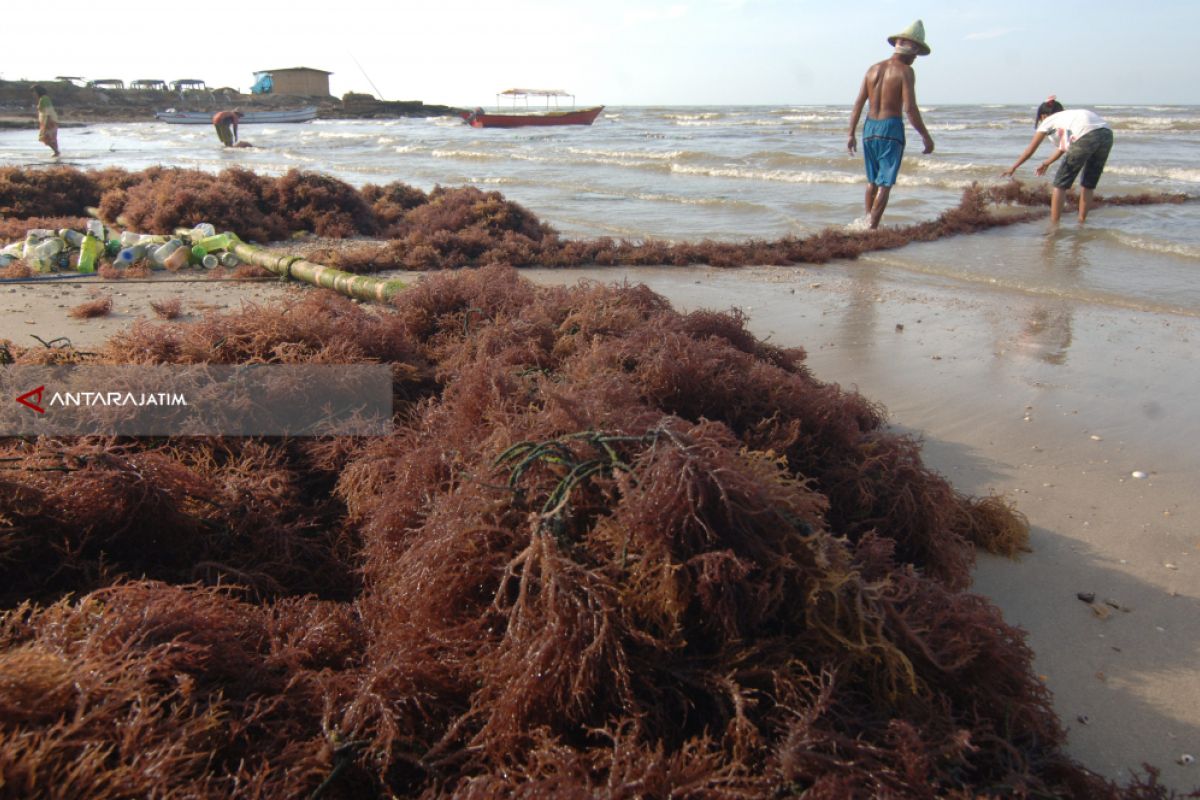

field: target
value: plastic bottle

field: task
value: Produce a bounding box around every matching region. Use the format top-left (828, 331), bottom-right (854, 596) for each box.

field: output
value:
top-left (86, 219), bottom-right (105, 239)
top-left (198, 233), bottom-right (236, 253)
top-left (30, 238), bottom-right (66, 273)
top-left (119, 231), bottom-right (143, 247)
top-left (191, 223), bottom-right (216, 238)
top-left (149, 239), bottom-right (184, 267)
top-left (23, 231), bottom-right (50, 256)
top-left (77, 234), bottom-right (102, 273)
top-left (190, 244), bottom-right (207, 262)
top-left (163, 246), bottom-right (191, 271)
top-left (59, 229), bottom-right (86, 248)
top-left (114, 244), bottom-right (148, 268)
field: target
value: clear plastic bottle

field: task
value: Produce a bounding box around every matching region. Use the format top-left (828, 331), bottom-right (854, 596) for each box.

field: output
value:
top-left (31, 237), bottom-right (66, 272)
top-left (86, 219), bottom-right (105, 239)
top-left (114, 244), bottom-right (148, 268)
top-left (149, 239), bottom-right (184, 267)
top-left (119, 231), bottom-right (143, 247)
top-left (59, 229), bottom-right (86, 248)
top-left (191, 222), bottom-right (216, 238)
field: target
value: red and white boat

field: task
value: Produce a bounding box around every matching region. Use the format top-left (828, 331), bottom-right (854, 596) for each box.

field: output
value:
top-left (462, 89), bottom-right (604, 128)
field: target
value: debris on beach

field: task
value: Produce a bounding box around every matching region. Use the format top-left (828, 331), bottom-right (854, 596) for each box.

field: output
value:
top-left (0, 266), bottom-right (1186, 797)
top-left (66, 294), bottom-right (112, 318)
top-left (149, 297), bottom-right (183, 319)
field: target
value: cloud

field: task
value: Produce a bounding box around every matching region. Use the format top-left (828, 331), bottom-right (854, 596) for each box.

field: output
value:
top-left (964, 27), bottom-right (1022, 41)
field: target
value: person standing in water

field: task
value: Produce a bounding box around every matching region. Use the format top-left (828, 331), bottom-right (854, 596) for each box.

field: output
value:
top-left (32, 85), bottom-right (60, 157)
top-left (1002, 97), bottom-right (1114, 224)
top-left (847, 20), bottom-right (935, 229)
top-left (212, 108), bottom-right (242, 147)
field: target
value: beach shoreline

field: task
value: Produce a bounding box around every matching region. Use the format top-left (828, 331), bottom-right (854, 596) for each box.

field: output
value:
top-left (1, 249), bottom-right (1197, 791)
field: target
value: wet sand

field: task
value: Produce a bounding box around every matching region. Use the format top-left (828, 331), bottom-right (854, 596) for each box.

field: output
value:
top-left (1, 259), bottom-right (1197, 790)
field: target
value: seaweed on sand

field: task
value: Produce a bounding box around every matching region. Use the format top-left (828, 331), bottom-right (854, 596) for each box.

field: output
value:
top-left (67, 295), bottom-right (113, 318)
top-left (98, 166), bottom-right (289, 243)
top-left (149, 296), bottom-right (183, 319)
top-left (274, 170), bottom-right (379, 238)
top-left (0, 266), bottom-right (1191, 797)
top-left (0, 166), bottom-right (101, 218)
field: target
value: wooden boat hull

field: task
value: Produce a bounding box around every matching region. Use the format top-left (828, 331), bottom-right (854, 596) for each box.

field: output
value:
top-left (154, 107), bottom-right (319, 124)
top-left (462, 105), bottom-right (604, 128)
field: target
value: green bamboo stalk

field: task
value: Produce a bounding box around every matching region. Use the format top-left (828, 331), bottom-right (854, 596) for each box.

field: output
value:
top-left (227, 240), bottom-right (407, 303)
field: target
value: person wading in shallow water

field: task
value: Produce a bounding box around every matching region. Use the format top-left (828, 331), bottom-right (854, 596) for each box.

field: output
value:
top-left (212, 108), bottom-right (242, 147)
top-left (846, 19), bottom-right (935, 229)
top-left (1002, 96), bottom-right (1114, 225)
top-left (33, 85), bottom-right (60, 157)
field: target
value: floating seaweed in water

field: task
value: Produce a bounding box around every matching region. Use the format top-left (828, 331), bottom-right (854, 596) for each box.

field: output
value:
top-left (1, 166), bottom-right (1188, 276)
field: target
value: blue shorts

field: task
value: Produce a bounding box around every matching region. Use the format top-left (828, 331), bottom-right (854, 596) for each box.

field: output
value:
top-left (863, 116), bottom-right (905, 187)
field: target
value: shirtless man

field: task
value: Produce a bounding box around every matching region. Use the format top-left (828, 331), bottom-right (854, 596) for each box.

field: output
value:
top-left (846, 20), bottom-right (935, 229)
top-left (212, 108), bottom-right (242, 147)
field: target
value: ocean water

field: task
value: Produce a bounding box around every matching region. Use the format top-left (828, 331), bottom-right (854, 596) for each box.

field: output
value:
top-left (2, 104), bottom-right (1198, 314)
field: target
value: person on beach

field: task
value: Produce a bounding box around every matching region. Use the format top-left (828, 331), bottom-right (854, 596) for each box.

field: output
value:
top-left (33, 85), bottom-right (60, 157)
top-left (847, 20), bottom-right (935, 229)
top-left (1002, 97), bottom-right (1113, 224)
top-left (212, 108), bottom-right (242, 147)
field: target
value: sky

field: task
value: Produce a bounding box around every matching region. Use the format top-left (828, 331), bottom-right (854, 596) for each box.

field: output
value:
top-left (4, 0), bottom-right (1196, 107)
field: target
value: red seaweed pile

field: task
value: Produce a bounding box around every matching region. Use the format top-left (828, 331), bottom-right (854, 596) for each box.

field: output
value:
top-left (1, 166), bottom-right (1189, 274)
top-left (0, 267), bottom-right (1185, 798)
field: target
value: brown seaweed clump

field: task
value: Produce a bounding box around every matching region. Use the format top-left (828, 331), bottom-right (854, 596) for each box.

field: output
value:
top-left (149, 297), bottom-right (184, 319)
top-left (67, 295), bottom-right (113, 319)
top-left (1, 267), bottom-right (1189, 798)
top-left (98, 166), bottom-right (290, 243)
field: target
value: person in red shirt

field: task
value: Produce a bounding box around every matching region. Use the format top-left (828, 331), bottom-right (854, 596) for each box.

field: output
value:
top-left (212, 109), bottom-right (242, 147)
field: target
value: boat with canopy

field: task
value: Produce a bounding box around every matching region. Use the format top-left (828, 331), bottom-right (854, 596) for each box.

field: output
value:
top-left (462, 89), bottom-right (604, 128)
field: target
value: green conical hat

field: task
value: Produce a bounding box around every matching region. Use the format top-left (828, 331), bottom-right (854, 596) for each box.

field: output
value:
top-left (888, 19), bottom-right (931, 56)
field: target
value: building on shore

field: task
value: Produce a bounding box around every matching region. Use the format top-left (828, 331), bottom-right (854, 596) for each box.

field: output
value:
top-left (251, 67), bottom-right (332, 97)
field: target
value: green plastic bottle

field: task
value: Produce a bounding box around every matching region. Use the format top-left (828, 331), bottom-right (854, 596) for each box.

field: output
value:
top-left (77, 234), bottom-right (101, 273)
top-left (197, 233), bottom-right (237, 253)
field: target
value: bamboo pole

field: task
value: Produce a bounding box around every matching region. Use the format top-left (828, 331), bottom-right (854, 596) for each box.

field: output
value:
top-left (227, 240), bottom-right (408, 304)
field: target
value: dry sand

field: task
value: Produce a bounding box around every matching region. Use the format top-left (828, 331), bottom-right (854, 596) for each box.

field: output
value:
top-left (1, 260), bottom-right (1197, 791)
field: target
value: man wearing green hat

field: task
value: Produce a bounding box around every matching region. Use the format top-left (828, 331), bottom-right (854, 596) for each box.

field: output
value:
top-left (847, 19), bottom-right (935, 229)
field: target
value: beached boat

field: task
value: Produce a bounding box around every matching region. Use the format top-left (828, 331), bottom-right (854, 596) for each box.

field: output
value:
top-left (462, 89), bottom-right (603, 128)
top-left (154, 107), bottom-right (319, 124)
